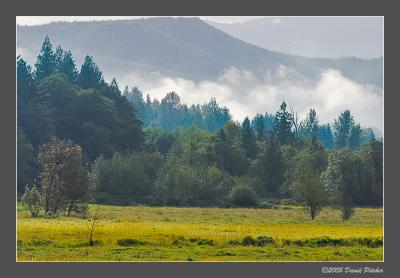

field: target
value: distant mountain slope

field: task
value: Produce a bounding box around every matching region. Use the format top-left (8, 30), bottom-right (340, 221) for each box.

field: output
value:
top-left (206, 17), bottom-right (383, 59)
top-left (17, 17), bottom-right (383, 88)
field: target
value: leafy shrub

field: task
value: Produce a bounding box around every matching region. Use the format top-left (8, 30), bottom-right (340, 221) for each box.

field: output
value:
top-left (186, 237), bottom-right (214, 246)
top-left (254, 236), bottom-right (275, 246)
top-left (21, 185), bottom-right (42, 217)
top-left (117, 238), bottom-right (146, 246)
top-left (230, 180), bottom-right (257, 207)
top-left (155, 162), bottom-right (233, 207)
top-left (353, 237), bottom-right (383, 248)
top-left (241, 235), bottom-right (274, 246)
top-left (93, 152), bottom-right (163, 199)
top-left (196, 238), bottom-right (214, 246)
top-left (283, 237), bottom-right (342, 247)
top-left (308, 237), bottom-right (343, 246)
top-left (241, 235), bottom-right (256, 246)
top-left (282, 236), bottom-right (383, 247)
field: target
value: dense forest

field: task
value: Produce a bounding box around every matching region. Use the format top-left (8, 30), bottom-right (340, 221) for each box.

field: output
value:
top-left (17, 37), bottom-right (383, 218)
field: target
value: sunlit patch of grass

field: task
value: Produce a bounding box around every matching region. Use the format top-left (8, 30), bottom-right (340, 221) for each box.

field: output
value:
top-left (17, 204), bottom-right (383, 261)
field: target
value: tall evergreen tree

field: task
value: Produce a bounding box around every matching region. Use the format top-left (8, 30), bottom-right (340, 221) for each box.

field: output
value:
top-left (17, 127), bottom-right (36, 193)
top-left (108, 78), bottom-right (121, 96)
top-left (210, 122), bottom-right (248, 176)
top-left (250, 135), bottom-right (284, 196)
top-left (124, 86), bottom-right (146, 122)
top-left (273, 101), bottom-right (293, 145)
top-left (59, 50), bottom-right (78, 83)
top-left (17, 58), bottom-right (34, 100)
top-left (253, 113), bottom-right (265, 140)
top-left (202, 97), bottom-right (231, 132)
top-left (360, 128), bottom-right (376, 145)
top-left (159, 92), bottom-right (182, 131)
top-left (78, 55), bottom-right (104, 89)
top-left (349, 124), bottom-right (362, 149)
top-left (241, 117), bottom-right (257, 158)
top-left (318, 124), bottom-right (335, 150)
top-left (34, 36), bottom-right (56, 81)
top-left (54, 46), bottom-right (64, 72)
top-left (360, 140), bottom-right (383, 206)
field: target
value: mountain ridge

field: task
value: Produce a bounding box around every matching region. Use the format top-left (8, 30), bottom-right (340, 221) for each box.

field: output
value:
top-left (17, 17), bottom-right (383, 88)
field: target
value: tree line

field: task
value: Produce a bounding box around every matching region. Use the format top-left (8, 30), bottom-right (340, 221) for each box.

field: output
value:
top-left (124, 88), bottom-right (231, 133)
top-left (18, 37), bottom-right (383, 220)
top-left (125, 87), bottom-right (376, 150)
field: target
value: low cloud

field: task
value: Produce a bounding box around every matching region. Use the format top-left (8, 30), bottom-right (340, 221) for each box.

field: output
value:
top-left (114, 65), bottom-right (383, 132)
top-left (17, 47), bottom-right (35, 62)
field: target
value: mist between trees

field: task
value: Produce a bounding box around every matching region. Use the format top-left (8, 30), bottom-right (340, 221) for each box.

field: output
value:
top-left (17, 37), bottom-right (383, 220)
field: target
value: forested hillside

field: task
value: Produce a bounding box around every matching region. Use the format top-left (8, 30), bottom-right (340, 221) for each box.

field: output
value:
top-left (17, 37), bottom-right (383, 214)
top-left (17, 18), bottom-right (383, 88)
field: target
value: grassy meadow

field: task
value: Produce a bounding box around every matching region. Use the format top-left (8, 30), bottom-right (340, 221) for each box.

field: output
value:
top-left (17, 204), bottom-right (383, 261)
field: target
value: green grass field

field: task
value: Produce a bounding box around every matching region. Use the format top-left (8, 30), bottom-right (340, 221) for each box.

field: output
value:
top-left (17, 205), bottom-right (383, 261)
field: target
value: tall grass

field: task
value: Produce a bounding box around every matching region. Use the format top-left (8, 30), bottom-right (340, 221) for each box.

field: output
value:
top-left (17, 205), bottom-right (383, 261)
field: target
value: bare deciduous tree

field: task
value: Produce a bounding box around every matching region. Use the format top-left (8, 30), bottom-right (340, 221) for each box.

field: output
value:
top-left (87, 206), bottom-right (100, 246)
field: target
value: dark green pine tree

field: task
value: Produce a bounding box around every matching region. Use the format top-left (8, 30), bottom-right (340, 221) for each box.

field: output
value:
top-left (241, 117), bottom-right (257, 158)
top-left (318, 124), bottom-right (334, 149)
top-left (159, 92), bottom-right (181, 131)
top-left (17, 127), bottom-right (36, 193)
top-left (207, 123), bottom-right (248, 177)
top-left (17, 57), bottom-right (55, 149)
top-left (17, 58), bottom-right (34, 100)
top-left (273, 101), bottom-right (294, 145)
top-left (34, 36), bottom-right (56, 81)
top-left (253, 113), bottom-right (265, 140)
top-left (108, 78), bottom-right (121, 96)
top-left (59, 50), bottom-right (78, 83)
top-left (78, 55), bottom-right (104, 89)
top-left (54, 46), bottom-right (64, 72)
top-left (124, 86), bottom-right (146, 122)
top-left (308, 136), bottom-right (327, 173)
top-left (253, 135), bottom-right (284, 196)
top-left (202, 98), bottom-right (231, 133)
top-left (349, 123), bottom-right (362, 149)
top-left (145, 94), bottom-right (157, 126)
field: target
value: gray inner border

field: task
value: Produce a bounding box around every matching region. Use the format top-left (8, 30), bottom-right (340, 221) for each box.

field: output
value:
top-left (2, 0), bottom-right (398, 277)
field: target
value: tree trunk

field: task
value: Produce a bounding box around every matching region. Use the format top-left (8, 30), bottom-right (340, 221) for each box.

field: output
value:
top-left (67, 201), bottom-right (74, 216)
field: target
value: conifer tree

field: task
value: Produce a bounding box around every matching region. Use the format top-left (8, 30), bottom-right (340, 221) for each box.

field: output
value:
top-left (59, 50), bottom-right (78, 83)
top-left (273, 101), bottom-right (293, 145)
top-left (78, 55), bottom-right (104, 89)
top-left (241, 117), bottom-right (257, 158)
top-left (34, 36), bottom-right (56, 81)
